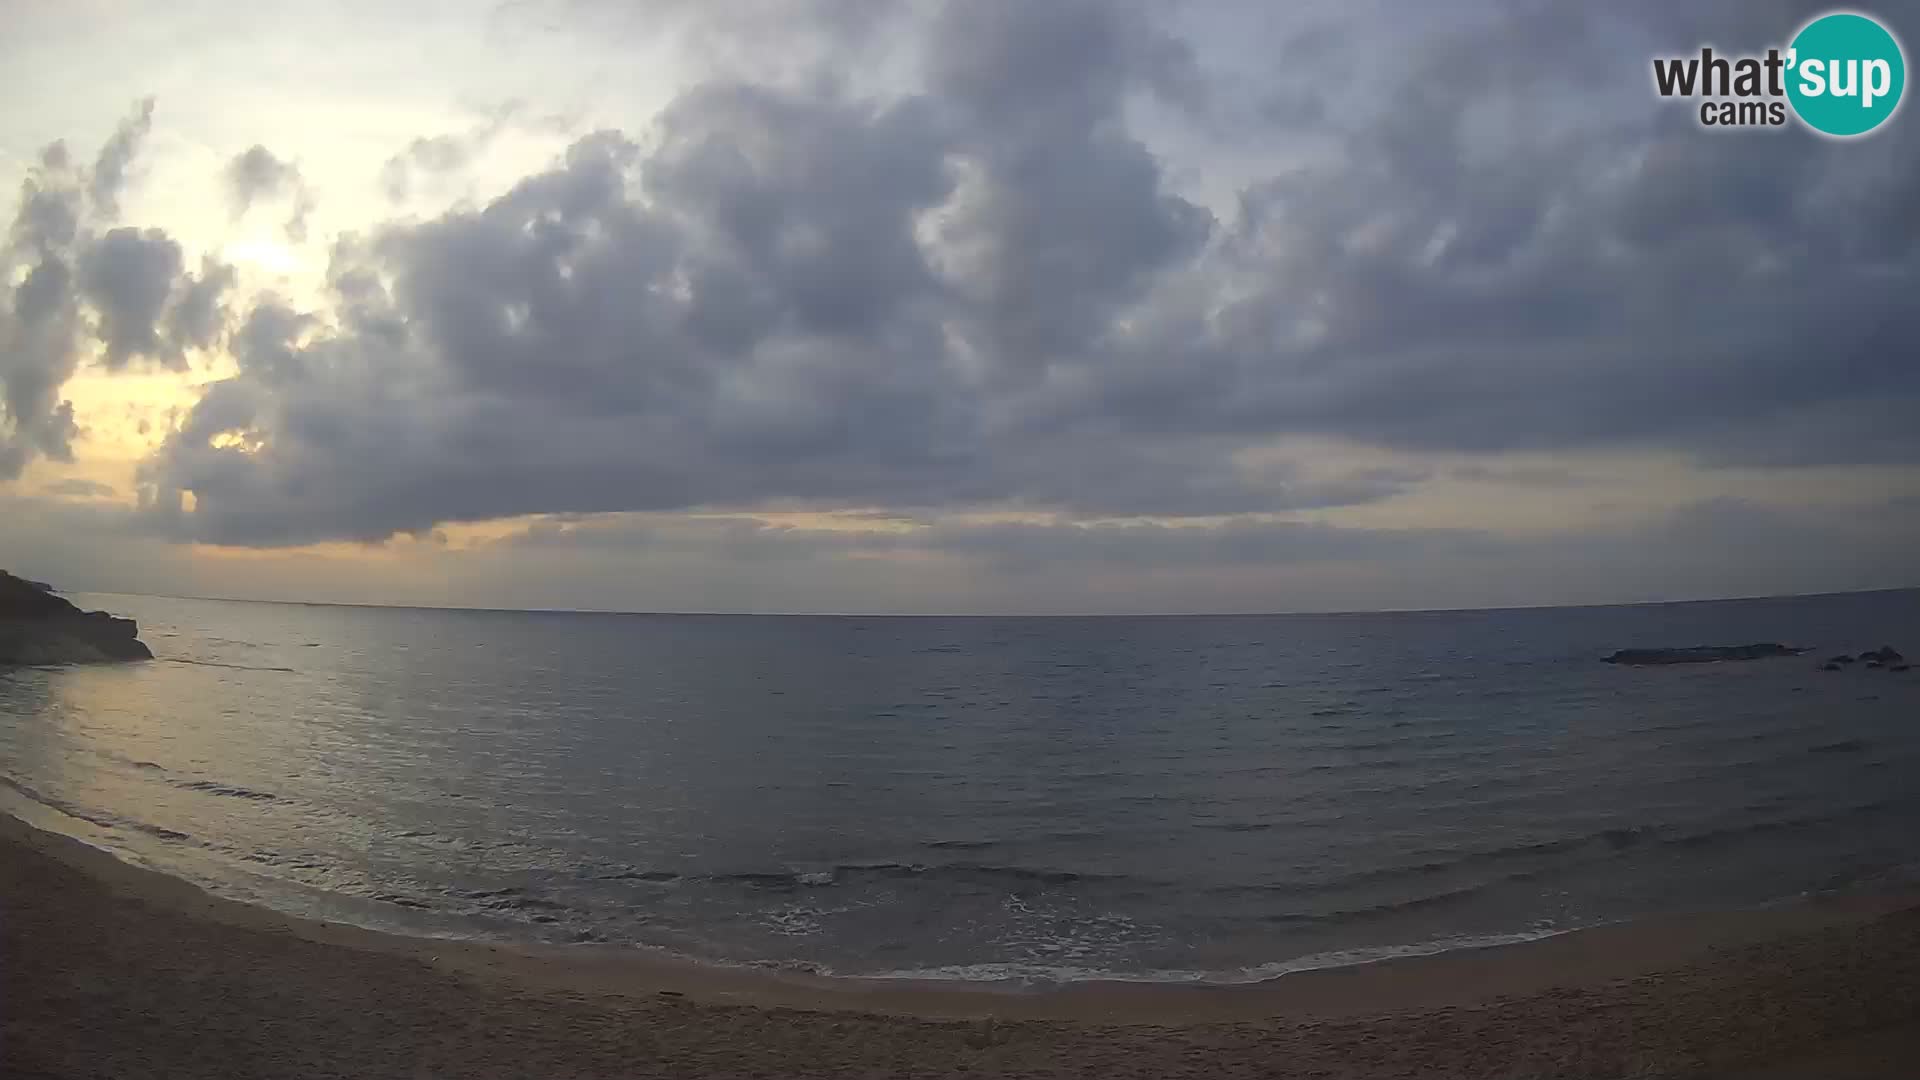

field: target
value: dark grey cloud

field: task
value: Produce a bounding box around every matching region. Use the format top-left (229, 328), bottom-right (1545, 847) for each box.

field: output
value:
top-left (71, 227), bottom-right (227, 372)
top-left (89, 97), bottom-right (155, 219)
top-left (585, 0), bottom-right (924, 88)
top-left (224, 145), bottom-right (314, 242)
top-left (1060, 2), bottom-right (1920, 464)
top-left (78, 227), bottom-right (184, 368)
top-left (3, 150), bottom-right (86, 478)
top-left (165, 256), bottom-right (239, 354)
top-left (112, 0), bottom-right (1920, 552)
top-left (11, 145), bottom-right (82, 254)
top-left (925, 0), bottom-right (1212, 367)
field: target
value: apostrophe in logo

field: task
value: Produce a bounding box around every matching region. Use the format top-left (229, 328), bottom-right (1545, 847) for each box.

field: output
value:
top-left (1786, 12), bottom-right (1906, 137)
top-left (1650, 9), bottom-right (1906, 137)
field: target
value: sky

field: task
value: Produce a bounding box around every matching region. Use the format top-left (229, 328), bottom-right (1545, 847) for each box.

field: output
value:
top-left (2, 0), bottom-right (1918, 614)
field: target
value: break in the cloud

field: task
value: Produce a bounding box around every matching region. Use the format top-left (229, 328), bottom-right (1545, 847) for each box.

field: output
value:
top-left (3, 0), bottom-right (1918, 610)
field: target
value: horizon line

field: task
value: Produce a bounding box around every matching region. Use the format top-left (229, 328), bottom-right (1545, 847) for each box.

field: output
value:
top-left (60, 582), bottom-right (1920, 620)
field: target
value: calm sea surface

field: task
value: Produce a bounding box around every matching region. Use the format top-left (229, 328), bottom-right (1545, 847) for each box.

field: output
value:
top-left (3, 590), bottom-right (1918, 982)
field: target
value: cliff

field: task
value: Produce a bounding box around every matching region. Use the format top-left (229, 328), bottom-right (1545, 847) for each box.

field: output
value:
top-left (0, 571), bottom-right (153, 665)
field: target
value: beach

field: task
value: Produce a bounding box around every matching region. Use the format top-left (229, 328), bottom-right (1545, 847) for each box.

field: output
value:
top-left (4, 813), bottom-right (1917, 1079)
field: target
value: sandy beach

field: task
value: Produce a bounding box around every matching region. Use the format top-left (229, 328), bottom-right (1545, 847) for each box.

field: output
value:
top-left (2, 813), bottom-right (1916, 1078)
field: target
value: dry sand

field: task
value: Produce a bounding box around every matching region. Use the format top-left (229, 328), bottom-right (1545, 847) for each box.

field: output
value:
top-left (3, 811), bottom-right (1917, 1078)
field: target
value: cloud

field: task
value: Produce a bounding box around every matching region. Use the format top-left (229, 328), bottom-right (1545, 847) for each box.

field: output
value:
top-left (77, 227), bottom-right (184, 368)
top-left (88, 97), bottom-right (155, 219)
top-left (3, 149), bottom-right (87, 478)
top-left (125, 0), bottom-right (1920, 552)
top-left (0, 4), bottom-right (1911, 617)
top-left (381, 133), bottom-right (480, 203)
top-left (378, 101), bottom-right (530, 203)
top-left (224, 145), bottom-right (315, 242)
top-left (2, 101), bottom-right (205, 477)
top-left (135, 49), bottom-right (1296, 546)
top-left (165, 257), bottom-right (239, 354)
top-left (73, 230), bottom-right (234, 372)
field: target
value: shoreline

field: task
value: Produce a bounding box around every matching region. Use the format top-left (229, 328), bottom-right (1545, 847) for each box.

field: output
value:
top-left (11, 807), bottom-right (1920, 1068)
top-left (7, 812), bottom-right (1920, 1076)
top-left (6, 807), bottom-right (1916, 1024)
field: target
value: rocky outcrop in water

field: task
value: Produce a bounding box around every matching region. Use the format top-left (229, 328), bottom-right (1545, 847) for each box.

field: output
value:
top-left (1601, 643), bottom-right (1808, 666)
top-left (1819, 646), bottom-right (1910, 673)
top-left (0, 571), bottom-right (153, 665)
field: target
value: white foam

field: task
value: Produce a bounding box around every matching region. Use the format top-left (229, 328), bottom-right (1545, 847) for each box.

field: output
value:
top-left (855, 927), bottom-right (1572, 986)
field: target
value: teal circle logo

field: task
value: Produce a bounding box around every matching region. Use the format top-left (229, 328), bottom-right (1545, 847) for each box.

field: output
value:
top-left (1787, 12), bottom-right (1906, 137)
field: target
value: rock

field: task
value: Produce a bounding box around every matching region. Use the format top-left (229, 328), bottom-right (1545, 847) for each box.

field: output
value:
top-left (0, 570), bottom-right (153, 666)
top-left (1866, 660), bottom-right (1884, 669)
top-left (1820, 662), bottom-right (1843, 671)
top-left (1602, 643), bottom-right (1809, 666)
top-left (1860, 646), bottom-right (1905, 664)
top-left (1892, 664), bottom-right (1911, 673)
top-left (1828, 654), bottom-right (1856, 664)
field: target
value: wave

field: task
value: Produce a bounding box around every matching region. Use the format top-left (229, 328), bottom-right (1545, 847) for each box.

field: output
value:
top-left (1808, 738), bottom-right (1870, 754)
top-left (599, 868), bottom-right (682, 883)
top-left (1216, 826), bottom-right (1657, 900)
top-left (0, 774), bottom-right (123, 832)
top-left (600, 800), bottom-right (1917, 910)
top-left (1261, 876), bottom-right (1542, 926)
top-left (1215, 800), bottom-right (1916, 909)
top-left (1257, 801), bottom-right (1916, 924)
top-left (159, 658), bottom-right (297, 673)
top-left (0, 773), bottom-right (201, 848)
top-left (174, 779), bottom-right (279, 801)
top-left (1217, 804), bottom-right (1903, 926)
top-left (459, 887), bottom-right (574, 917)
top-left (600, 861), bottom-right (1126, 892)
top-left (854, 928), bottom-right (1570, 986)
top-left (1663, 800), bottom-right (1909, 850)
top-left (132, 822), bottom-right (191, 842)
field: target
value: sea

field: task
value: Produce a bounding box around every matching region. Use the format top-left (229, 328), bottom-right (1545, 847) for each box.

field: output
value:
top-left (2, 589), bottom-right (1917, 984)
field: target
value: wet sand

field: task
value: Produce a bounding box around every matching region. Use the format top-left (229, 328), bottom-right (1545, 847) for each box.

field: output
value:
top-left (3, 811), bottom-right (1918, 1078)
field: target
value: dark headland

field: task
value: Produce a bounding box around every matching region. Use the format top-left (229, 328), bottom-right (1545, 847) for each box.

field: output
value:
top-left (0, 570), bottom-right (152, 665)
